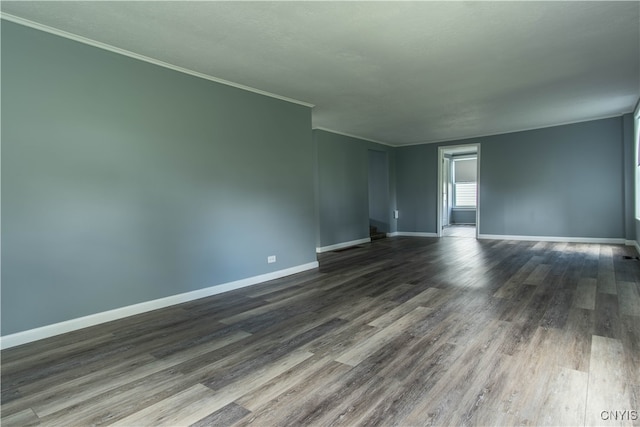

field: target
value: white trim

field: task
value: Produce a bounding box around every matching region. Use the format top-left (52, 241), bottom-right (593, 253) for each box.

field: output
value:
top-left (312, 127), bottom-right (393, 147)
top-left (392, 232), bottom-right (438, 238)
top-left (629, 240), bottom-right (640, 255)
top-left (0, 13), bottom-right (314, 109)
top-left (398, 113), bottom-right (631, 147)
top-left (477, 234), bottom-right (625, 244)
top-left (316, 238), bottom-right (371, 253)
top-left (0, 261), bottom-right (319, 349)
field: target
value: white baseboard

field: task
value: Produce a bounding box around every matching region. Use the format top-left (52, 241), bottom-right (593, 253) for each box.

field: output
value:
top-left (0, 261), bottom-right (319, 350)
top-left (316, 238), bottom-right (371, 253)
top-left (629, 240), bottom-right (640, 255)
top-left (478, 234), bottom-right (626, 244)
top-left (391, 231), bottom-right (438, 238)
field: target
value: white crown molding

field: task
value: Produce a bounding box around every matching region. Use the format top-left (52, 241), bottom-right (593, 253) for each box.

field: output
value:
top-left (398, 113), bottom-right (631, 147)
top-left (478, 234), bottom-right (625, 244)
top-left (0, 261), bottom-right (319, 349)
top-left (313, 127), bottom-right (394, 147)
top-left (0, 13), bottom-right (315, 109)
top-left (316, 237), bottom-right (371, 253)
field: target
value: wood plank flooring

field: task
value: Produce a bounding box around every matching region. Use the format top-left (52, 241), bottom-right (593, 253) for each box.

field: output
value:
top-left (2, 237), bottom-right (640, 426)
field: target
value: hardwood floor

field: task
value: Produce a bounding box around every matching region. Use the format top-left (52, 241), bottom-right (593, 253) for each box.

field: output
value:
top-left (2, 237), bottom-right (639, 426)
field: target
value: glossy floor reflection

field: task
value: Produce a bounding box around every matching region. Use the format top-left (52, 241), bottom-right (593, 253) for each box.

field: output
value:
top-left (2, 237), bottom-right (639, 426)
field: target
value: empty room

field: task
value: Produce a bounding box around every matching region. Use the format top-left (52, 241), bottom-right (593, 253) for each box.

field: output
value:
top-left (1, 2), bottom-right (640, 426)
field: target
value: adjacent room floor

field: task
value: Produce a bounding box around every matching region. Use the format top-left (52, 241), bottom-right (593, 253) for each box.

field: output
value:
top-left (2, 237), bottom-right (639, 426)
top-left (442, 224), bottom-right (476, 238)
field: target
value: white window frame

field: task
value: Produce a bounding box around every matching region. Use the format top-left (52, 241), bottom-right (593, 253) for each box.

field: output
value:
top-left (452, 155), bottom-right (477, 209)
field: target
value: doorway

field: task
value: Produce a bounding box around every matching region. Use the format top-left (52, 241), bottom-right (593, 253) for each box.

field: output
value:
top-left (437, 144), bottom-right (480, 238)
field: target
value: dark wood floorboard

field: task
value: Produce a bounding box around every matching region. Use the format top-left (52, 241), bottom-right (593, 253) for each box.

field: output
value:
top-left (2, 237), bottom-right (640, 426)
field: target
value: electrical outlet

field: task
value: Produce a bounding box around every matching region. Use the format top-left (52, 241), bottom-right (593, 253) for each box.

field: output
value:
top-left (267, 255), bottom-right (276, 264)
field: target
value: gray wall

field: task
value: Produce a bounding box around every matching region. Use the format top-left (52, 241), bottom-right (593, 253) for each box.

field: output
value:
top-left (368, 150), bottom-right (390, 232)
top-left (451, 209), bottom-right (476, 225)
top-left (396, 144), bottom-right (438, 233)
top-left (1, 22), bottom-right (317, 335)
top-left (397, 117), bottom-right (632, 239)
top-left (314, 130), bottom-right (396, 248)
top-left (480, 118), bottom-right (625, 238)
top-left (622, 113), bottom-right (636, 241)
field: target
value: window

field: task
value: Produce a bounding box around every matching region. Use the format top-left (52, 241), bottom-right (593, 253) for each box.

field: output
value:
top-left (453, 157), bottom-right (477, 208)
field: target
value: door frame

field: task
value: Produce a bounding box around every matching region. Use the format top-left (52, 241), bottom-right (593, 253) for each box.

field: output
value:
top-left (437, 143), bottom-right (481, 238)
top-left (441, 156), bottom-right (451, 228)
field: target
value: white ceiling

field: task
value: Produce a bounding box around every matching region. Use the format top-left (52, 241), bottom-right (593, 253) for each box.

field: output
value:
top-left (2, 1), bottom-right (639, 146)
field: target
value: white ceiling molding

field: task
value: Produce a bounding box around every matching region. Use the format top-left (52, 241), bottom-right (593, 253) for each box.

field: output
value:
top-left (1, 2), bottom-right (638, 146)
top-left (400, 113), bottom-right (630, 147)
top-left (0, 12), bottom-right (315, 109)
top-left (313, 127), bottom-right (394, 147)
